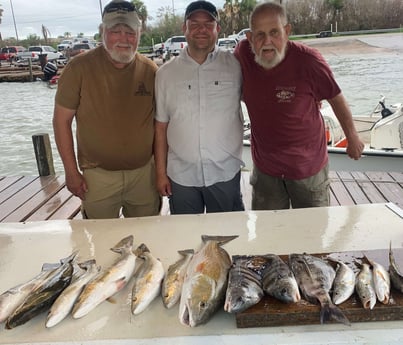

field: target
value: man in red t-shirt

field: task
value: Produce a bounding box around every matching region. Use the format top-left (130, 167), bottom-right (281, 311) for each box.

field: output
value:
top-left (234, 1), bottom-right (364, 210)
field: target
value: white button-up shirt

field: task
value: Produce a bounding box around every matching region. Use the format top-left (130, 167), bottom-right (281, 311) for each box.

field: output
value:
top-left (155, 46), bottom-right (244, 187)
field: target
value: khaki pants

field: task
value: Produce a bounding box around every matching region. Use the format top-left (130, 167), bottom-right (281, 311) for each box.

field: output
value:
top-left (250, 164), bottom-right (330, 210)
top-left (81, 159), bottom-right (161, 219)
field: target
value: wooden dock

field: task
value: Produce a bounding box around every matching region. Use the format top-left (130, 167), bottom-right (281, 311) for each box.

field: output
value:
top-left (1, 171), bottom-right (402, 223)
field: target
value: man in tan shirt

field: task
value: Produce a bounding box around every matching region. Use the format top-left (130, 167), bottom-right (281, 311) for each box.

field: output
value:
top-left (53, 0), bottom-right (160, 218)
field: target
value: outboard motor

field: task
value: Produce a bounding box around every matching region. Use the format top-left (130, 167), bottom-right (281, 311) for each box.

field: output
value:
top-left (379, 100), bottom-right (393, 118)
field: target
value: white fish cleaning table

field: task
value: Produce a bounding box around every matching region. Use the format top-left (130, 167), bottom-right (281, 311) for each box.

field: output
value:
top-left (0, 203), bottom-right (403, 345)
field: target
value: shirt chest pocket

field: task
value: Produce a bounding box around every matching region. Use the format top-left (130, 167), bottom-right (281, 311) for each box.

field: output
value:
top-left (206, 81), bottom-right (236, 100)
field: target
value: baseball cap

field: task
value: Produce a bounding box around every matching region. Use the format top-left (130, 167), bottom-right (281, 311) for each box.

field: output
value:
top-left (184, 1), bottom-right (219, 22)
top-left (102, 0), bottom-right (141, 31)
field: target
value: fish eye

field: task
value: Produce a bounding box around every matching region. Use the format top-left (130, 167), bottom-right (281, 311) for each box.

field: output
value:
top-left (199, 301), bottom-right (207, 309)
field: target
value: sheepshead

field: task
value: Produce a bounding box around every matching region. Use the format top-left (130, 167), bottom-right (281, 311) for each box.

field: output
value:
top-left (355, 262), bottom-right (376, 310)
top-left (72, 235), bottom-right (137, 319)
top-left (0, 262), bottom-right (62, 324)
top-left (179, 235), bottom-right (238, 327)
top-left (5, 252), bottom-right (76, 329)
top-left (327, 257), bottom-right (356, 305)
top-left (289, 253), bottom-right (350, 326)
top-left (389, 242), bottom-right (403, 293)
top-left (262, 254), bottom-right (300, 303)
top-left (364, 255), bottom-right (390, 304)
top-left (131, 243), bottom-right (165, 315)
top-left (224, 255), bottom-right (265, 313)
top-left (46, 259), bottom-right (101, 328)
top-left (161, 249), bottom-right (194, 309)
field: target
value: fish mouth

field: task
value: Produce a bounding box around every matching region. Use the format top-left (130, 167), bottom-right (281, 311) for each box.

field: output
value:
top-left (180, 305), bottom-right (191, 326)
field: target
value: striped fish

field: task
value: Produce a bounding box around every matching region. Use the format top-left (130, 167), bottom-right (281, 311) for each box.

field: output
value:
top-left (224, 255), bottom-right (267, 313)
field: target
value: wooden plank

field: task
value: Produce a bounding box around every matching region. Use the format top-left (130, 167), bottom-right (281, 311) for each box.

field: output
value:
top-left (0, 176), bottom-right (37, 205)
top-left (25, 187), bottom-right (75, 222)
top-left (389, 172), bottom-right (403, 184)
top-left (0, 176), bottom-right (24, 194)
top-left (48, 194), bottom-right (81, 220)
top-left (365, 171), bottom-right (395, 182)
top-left (372, 182), bottom-right (403, 209)
top-left (236, 248), bottom-right (403, 328)
top-left (329, 180), bottom-right (355, 206)
top-left (337, 172), bottom-right (371, 205)
top-left (1, 176), bottom-right (66, 222)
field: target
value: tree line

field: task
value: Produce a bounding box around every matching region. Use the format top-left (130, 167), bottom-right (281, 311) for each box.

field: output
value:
top-left (0, 0), bottom-right (402, 48)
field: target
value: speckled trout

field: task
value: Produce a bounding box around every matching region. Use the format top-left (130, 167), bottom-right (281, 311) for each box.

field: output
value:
top-left (161, 249), bottom-right (194, 309)
top-left (179, 235), bottom-right (238, 327)
top-left (46, 259), bottom-right (101, 327)
top-left (72, 235), bottom-right (137, 319)
top-left (131, 243), bottom-right (165, 315)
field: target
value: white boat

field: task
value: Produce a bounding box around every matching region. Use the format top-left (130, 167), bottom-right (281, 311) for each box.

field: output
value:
top-left (242, 96), bottom-right (403, 172)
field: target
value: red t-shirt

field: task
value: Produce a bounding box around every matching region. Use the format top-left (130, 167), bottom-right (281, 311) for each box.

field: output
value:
top-left (235, 40), bottom-right (341, 179)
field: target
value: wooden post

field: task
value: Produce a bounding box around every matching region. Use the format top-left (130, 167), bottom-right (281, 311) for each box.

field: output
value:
top-left (28, 58), bottom-right (33, 82)
top-left (32, 133), bottom-right (55, 176)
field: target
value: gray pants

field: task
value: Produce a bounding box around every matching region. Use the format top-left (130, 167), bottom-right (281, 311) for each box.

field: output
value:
top-left (169, 171), bottom-right (244, 214)
top-left (250, 164), bottom-right (330, 210)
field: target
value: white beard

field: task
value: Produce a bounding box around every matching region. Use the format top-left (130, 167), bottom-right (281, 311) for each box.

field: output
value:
top-left (103, 38), bottom-right (137, 64)
top-left (252, 45), bottom-right (286, 70)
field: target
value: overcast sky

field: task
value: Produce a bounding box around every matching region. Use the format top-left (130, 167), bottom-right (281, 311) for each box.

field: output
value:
top-left (0, 0), bottom-right (223, 39)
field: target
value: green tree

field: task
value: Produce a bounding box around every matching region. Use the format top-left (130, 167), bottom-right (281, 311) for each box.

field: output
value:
top-left (132, 0), bottom-right (148, 32)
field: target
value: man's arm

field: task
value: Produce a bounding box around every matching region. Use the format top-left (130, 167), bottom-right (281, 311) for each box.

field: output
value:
top-left (154, 120), bottom-right (171, 196)
top-left (327, 93), bottom-right (364, 160)
top-left (52, 103), bottom-right (87, 199)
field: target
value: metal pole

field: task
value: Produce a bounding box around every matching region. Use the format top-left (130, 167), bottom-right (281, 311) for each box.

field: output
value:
top-left (9, 0), bottom-right (19, 42)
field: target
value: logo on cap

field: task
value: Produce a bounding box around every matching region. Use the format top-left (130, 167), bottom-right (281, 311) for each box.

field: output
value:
top-left (185, 1), bottom-right (219, 21)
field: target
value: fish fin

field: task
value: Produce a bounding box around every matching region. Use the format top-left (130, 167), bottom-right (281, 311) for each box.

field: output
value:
top-left (106, 296), bottom-right (118, 304)
top-left (42, 262), bottom-right (61, 271)
top-left (201, 235), bottom-right (238, 246)
top-left (320, 302), bottom-right (351, 326)
top-left (134, 243), bottom-right (150, 257)
top-left (178, 249), bottom-right (194, 256)
top-left (110, 235), bottom-right (134, 253)
top-left (114, 277), bottom-right (127, 291)
top-left (60, 250), bottom-right (79, 264)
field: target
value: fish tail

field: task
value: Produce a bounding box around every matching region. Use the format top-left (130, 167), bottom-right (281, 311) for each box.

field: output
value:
top-left (178, 249), bottom-right (194, 256)
top-left (134, 243), bottom-right (150, 256)
top-left (320, 302), bottom-right (351, 326)
top-left (201, 235), bottom-right (238, 245)
top-left (110, 235), bottom-right (134, 253)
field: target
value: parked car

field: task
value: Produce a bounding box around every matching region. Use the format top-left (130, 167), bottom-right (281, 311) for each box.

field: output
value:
top-left (229, 28), bottom-right (250, 42)
top-left (0, 46), bottom-right (26, 62)
top-left (17, 45), bottom-right (64, 62)
top-left (217, 38), bottom-right (237, 52)
top-left (163, 36), bottom-right (187, 56)
top-left (68, 43), bottom-right (94, 58)
top-left (316, 31), bottom-right (333, 38)
top-left (57, 39), bottom-right (73, 52)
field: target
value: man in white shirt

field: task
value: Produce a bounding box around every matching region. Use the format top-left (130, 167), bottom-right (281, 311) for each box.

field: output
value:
top-left (154, 0), bottom-right (244, 214)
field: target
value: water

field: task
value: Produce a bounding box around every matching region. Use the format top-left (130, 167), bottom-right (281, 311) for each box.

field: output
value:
top-left (1, 35), bottom-right (403, 176)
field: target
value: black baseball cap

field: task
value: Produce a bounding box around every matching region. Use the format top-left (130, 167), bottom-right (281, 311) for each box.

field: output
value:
top-left (184, 1), bottom-right (219, 22)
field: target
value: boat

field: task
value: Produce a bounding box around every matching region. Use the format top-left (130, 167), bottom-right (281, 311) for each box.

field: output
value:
top-left (242, 96), bottom-right (403, 172)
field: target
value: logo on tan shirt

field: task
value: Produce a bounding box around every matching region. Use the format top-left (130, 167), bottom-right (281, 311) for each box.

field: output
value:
top-left (135, 82), bottom-right (151, 96)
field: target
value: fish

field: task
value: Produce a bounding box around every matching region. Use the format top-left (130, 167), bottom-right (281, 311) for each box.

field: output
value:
top-left (72, 235), bottom-right (137, 319)
top-left (389, 242), bottom-right (403, 293)
top-left (0, 262), bottom-right (61, 323)
top-left (5, 252), bottom-right (76, 329)
top-left (131, 243), bottom-right (165, 315)
top-left (46, 259), bottom-right (101, 328)
top-left (179, 235), bottom-right (238, 327)
top-left (223, 255), bottom-right (265, 314)
top-left (327, 257), bottom-right (356, 305)
top-left (289, 253), bottom-right (350, 326)
top-left (161, 249), bottom-right (194, 309)
top-left (261, 254), bottom-right (301, 304)
top-left (364, 255), bottom-right (390, 304)
top-left (355, 262), bottom-right (377, 310)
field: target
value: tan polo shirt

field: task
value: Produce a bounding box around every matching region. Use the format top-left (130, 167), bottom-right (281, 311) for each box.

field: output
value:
top-left (56, 46), bottom-right (157, 171)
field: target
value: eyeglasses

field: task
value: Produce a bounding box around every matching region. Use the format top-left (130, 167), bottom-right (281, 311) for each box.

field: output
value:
top-left (103, 1), bottom-right (136, 16)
